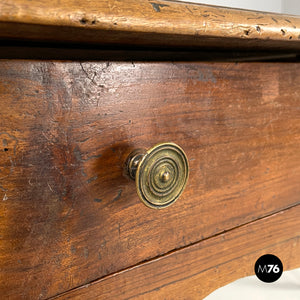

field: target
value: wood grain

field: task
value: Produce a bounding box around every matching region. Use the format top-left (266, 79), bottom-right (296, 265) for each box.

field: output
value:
top-left (0, 0), bottom-right (300, 50)
top-left (0, 61), bottom-right (299, 299)
top-left (53, 205), bottom-right (300, 299)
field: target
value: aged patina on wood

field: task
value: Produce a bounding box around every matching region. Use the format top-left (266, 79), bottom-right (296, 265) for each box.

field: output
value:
top-left (53, 205), bottom-right (300, 299)
top-left (0, 61), bottom-right (300, 299)
top-left (0, 0), bottom-right (300, 50)
top-left (0, 0), bottom-right (300, 299)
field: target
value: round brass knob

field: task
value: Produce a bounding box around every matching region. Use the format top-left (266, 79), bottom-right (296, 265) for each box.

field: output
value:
top-left (126, 143), bottom-right (189, 209)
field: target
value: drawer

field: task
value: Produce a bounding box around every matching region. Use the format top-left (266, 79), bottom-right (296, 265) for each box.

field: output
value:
top-left (1, 60), bottom-right (300, 299)
top-left (56, 205), bottom-right (300, 299)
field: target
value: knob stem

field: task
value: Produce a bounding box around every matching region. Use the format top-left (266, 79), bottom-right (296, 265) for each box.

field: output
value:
top-left (126, 149), bottom-right (146, 180)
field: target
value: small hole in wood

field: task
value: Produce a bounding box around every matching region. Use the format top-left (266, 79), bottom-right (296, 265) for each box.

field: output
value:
top-left (4, 148), bottom-right (8, 152)
top-left (80, 18), bottom-right (88, 25)
top-left (256, 26), bottom-right (261, 33)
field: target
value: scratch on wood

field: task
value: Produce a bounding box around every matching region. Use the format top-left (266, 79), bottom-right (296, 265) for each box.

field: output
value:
top-left (47, 182), bottom-right (54, 193)
top-left (150, 2), bottom-right (169, 12)
top-left (79, 62), bottom-right (98, 86)
top-left (113, 189), bottom-right (122, 202)
top-left (87, 175), bottom-right (98, 184)
top-left (2, 193), bottom-right (8, 201)
top-left (247, 16), bottom-right (264, 20)
top-left (79, 137), bottom-right (90, 143)
top-left (285, 19), bottom-right (296, 28)
top-left (0, 185), bottom-right (8, 192)
top-left (185, 5), bottom-right (193, 14)
top-left (83, 154), bottom-right (102, 161)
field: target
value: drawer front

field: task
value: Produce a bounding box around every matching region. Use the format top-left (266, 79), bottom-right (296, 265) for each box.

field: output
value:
top-left (0, 61), bottom-right (300, 299)
top-left (56, 205), bottom-right (300, 299)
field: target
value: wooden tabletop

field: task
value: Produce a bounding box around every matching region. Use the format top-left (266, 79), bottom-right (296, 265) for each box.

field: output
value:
top-left (0, 0), bottom-right (300, 50)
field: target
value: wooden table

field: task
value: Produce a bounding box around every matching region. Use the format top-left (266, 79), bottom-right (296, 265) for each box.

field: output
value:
top-left (0, 1), bottom-right (299, 299)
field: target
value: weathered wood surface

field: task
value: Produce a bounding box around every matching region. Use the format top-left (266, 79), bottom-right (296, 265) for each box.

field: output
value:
top-left (54, 205), bottom-right (300, 299)
top-left (0, 61), bottom-right (299, 299)
top-left (0, 0), bottom-right (300, 50)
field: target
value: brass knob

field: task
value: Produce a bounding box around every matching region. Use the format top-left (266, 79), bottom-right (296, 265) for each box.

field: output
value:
top-left (126, 143), bottom-right (189, 209)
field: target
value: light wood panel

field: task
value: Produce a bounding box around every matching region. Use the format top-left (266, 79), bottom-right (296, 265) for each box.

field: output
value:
top-left (0, 0), bottom-right (300, 49)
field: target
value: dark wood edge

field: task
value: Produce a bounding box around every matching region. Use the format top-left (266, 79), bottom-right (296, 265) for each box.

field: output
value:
top-left (0, 0), bottom-right (300, 50)
top-left (0, 43), bottom-right (299, 61)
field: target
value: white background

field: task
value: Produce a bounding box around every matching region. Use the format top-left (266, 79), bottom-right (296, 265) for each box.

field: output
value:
top-left (177, 0), bottom-right (300, 14)
top-left (204, 268), bottom-right (300, 300)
